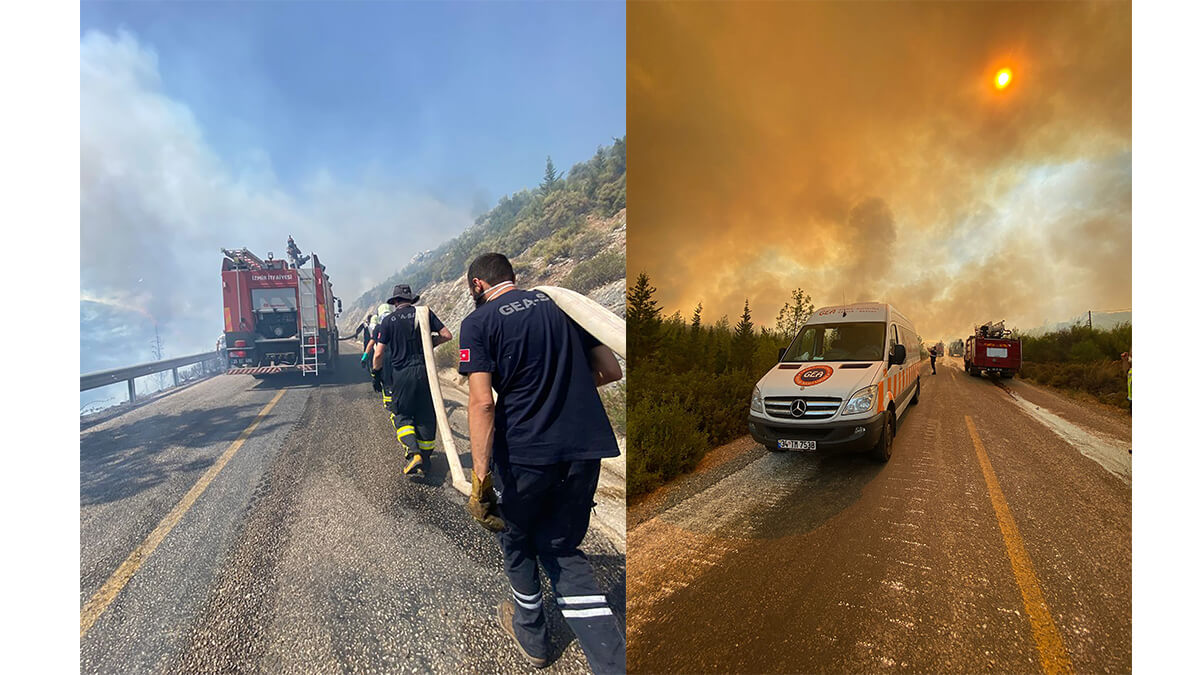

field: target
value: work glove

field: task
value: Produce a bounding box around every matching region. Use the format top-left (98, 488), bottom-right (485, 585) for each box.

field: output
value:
top-left (371, 368), bottom-right (383, 392)
top-left (361, 352), bottom-right (369, 368)
top-left (467, 471), bottom-right (506, 533)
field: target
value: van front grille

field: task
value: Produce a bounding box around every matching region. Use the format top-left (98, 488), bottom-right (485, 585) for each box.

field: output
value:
top-left (764, 396), bottom-right (843, 420)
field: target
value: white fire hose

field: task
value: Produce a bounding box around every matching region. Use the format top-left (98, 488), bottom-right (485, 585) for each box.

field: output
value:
top-left (416, 287), bottom-right (626, 497)
top-left (416, 305), bottom-right (472, 496)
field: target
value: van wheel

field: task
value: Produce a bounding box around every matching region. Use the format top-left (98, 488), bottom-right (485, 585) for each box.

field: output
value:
top-left (871, 412), bottom-right (894, 463)
top-left (910, 380), bottom-right (920, 406)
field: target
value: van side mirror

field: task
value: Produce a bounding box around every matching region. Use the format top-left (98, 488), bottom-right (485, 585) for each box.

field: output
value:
top-left (778, 347), bottom-right (787, 362)
top-left (889, 344), bottom-right (907, 366)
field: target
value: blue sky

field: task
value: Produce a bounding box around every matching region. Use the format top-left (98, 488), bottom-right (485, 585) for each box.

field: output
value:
top-left (81, 1), bottom-right (625, 201)
top-left (79, 0), bottom-right (625, 396)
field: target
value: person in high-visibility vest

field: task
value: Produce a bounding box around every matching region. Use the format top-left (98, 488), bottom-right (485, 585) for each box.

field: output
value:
top-left (1121, 351), bottom-right (1132, 414)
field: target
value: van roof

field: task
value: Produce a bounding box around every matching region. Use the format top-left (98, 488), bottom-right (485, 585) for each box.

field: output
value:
top-left (808, 302), bottom-right (914, 329)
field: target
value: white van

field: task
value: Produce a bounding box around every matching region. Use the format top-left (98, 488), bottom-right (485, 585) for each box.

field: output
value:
top-left (748, 303), bottom-right (923, 462)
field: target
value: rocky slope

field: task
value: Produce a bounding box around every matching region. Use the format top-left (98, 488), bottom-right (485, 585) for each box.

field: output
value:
top-left (336, 138), bottom-right (628, 544)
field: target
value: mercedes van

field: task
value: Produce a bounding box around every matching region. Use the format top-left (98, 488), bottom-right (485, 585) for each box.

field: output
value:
top-left (748, 303), bottom-right (923, 462)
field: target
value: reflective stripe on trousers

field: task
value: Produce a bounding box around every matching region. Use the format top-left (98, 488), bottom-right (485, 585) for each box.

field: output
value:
top-left (493, 459), bottom-right (625, 674)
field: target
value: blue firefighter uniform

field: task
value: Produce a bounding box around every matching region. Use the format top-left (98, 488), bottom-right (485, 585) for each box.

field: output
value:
top-left (458, 288), bottom-right (623, 673)
top-left (375, 304), bottom-right (445, 476)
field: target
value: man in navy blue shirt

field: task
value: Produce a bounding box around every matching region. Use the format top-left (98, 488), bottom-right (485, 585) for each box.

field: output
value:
top-left (458, 253), bottom-right (624, 672)
top-left (371, 284), bottom-right (452, 480)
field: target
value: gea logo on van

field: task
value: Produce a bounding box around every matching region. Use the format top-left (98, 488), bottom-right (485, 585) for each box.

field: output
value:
top-left (794, 365), bottom-right (834, 387)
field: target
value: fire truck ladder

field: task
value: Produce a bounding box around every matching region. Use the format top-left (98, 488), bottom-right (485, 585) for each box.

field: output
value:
top-left (297, 266), bottom-right (320, 376)
top-left (221, 248), bottom-right (266, 270)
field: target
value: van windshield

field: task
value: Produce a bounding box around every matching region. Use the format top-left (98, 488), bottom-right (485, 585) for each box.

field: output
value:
top-left (781, 322), bottom-right (886, 362)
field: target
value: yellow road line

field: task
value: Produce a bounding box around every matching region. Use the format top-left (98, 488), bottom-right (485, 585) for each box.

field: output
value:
top-left (965, 415), bottom-right (1074, 675)
top-left (80, 389), bottom-right (287, 638)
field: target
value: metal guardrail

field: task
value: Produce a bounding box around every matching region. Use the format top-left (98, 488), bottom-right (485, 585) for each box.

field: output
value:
top-left (80, 351), bottom-right (224, 403)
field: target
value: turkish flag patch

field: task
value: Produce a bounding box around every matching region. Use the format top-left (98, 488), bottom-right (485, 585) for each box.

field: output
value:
top-left (459, 348), bottom-right (470, 363)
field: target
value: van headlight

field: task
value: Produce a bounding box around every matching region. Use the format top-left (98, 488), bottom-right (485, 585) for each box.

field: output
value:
top-left (843, 385), bottom-right (876, 415)
top-left (751, 386), bottom-right (764, 413)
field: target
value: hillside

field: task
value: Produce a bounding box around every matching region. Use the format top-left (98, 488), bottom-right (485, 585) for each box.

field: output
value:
top-left (339, 138), bottom-right (627, 538)
top-left (341, 137), bottom-right (627, 333)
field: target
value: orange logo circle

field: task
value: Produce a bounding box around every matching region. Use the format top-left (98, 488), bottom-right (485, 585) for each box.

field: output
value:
top-left (794, 365), bottom-right (834, 387)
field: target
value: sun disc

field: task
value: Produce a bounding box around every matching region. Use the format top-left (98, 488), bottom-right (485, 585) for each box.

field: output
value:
top-left (994, 68), bottom-right (1012, 90)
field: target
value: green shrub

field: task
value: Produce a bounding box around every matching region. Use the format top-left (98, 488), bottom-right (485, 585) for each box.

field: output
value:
top-left (434, 337), bottom-right (460, 370)
top-left (1017, 322), bottom-right (1131, 363)
top-left (561, 249), bottom-right (625, 294)
top-left (627, 397), bottom-right (708, 497)
top-left (1010, 322), bottom-right (1131, 405)
top-left (1068, 339), bottom-right (1105, 363)
top-left (528, 222), bottom-right (583, 262)
top-left (571, 229), bottom-right (608, 260)
top-left (1019, 361), bottom-right (1127, 403)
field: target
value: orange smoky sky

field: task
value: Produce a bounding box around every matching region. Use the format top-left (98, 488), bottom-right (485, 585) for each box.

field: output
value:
top-left (628, 1), bottom-right (1131, 342)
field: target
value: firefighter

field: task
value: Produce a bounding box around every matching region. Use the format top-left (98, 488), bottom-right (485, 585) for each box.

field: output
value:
top-left (458, 253), bottom-right (625, 673)
top-left (366, 303), bottom-right (392, 405)
top-left (354, 310), bottom-right (374, 368)
top-left (929, 344), bottom-right (937, 374)
top-left (371, 285), bottom-right (452, 479)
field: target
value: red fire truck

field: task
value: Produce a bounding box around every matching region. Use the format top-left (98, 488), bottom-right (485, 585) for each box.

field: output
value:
top-left (220, 240), bottom-right (341, 377)
top-left (964, 320), bottom-right (1021, 378)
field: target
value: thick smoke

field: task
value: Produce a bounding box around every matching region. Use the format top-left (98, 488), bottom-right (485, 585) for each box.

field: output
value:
top-left (628, 1), bottom-right (1131, 342)
top-left (80, 30), bottom-right (474, 370)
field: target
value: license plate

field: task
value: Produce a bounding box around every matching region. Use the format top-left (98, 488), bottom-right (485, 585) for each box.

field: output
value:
top-left (778, 439), bottom-right (817, 451)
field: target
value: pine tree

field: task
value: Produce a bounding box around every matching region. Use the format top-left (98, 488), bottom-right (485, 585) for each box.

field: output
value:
top-left (627, 272), bottom-right (663, 366)
top-left (626, 272), bottom-right (661, 325)
top-left (734, 299), bottom-right (754, 341)
top-left (691, 301), bottom-right (703, 330)
top-left (541, 155), bottom-right (561, 193)
top-left (732, 299), bottom-right (756, 370)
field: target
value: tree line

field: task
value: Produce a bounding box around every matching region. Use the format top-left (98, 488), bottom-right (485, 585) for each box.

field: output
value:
top-left (1011, 322), bottom-right (1132, 407)
top-left (626, 272), bottom-right (817, 497)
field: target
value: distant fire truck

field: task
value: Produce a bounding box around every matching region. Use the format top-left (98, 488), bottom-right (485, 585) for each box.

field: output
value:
top-left (965, 320), bottom-right (1021, 378)
top-left (221, 238), bottom-right (341, 377)
top-left (948, 339), bottom-right (964, 357)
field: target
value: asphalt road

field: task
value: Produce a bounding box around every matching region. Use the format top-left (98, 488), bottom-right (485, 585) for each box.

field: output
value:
top-left (627, 358), bottom-right (1131, 674)
top-left (80, 348), bottom-right (625, 674)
